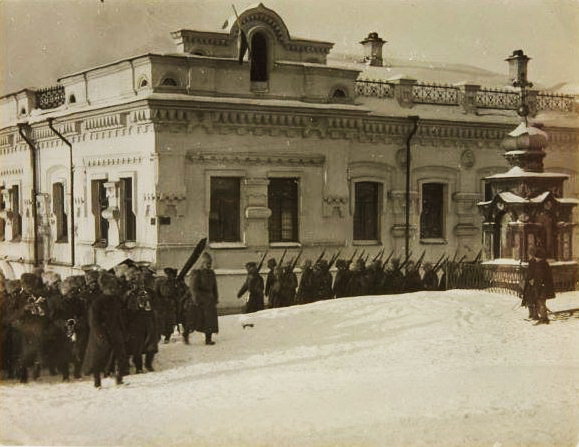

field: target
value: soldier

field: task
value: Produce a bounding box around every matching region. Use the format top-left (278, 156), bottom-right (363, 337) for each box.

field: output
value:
top-left (346, 259), bottom-right (368, 297)
top-left (268, 265), bottom-right (284, 308)
top-left (404, 261), bottom-right (424, 293)
top-left (280, 262), bottom-right (298, 306)
top-left (179, 284), bottom-right (197, 345)
top-left (156, 268), bottom-right (180, 343)
top-left (124, 269), bottom-right (158, 373)
top-left (382, 258), bottom-right (405, 294)
top-left (82, 272), bottom-right (128, 388)
top-left (364, 260), bottom-right (384, 296)
top-left (311, 259), bottom-right (333, 301)
top-left (422, 262), bottom-right (439, 291)
top-left (524, 247), bottom-right (555, 325)
top-left (237, 261), bottom-right (265, 313)
top-left (332, 259), bottom-right (351, 298)
top-left (12, 273), bottom-right (49, 383)
top-left (264, 258), bottom-right (277, 308)
top-left (190, 253), bottom-right (219, 345)
top-left (296, 259), bottom-right (314, 304)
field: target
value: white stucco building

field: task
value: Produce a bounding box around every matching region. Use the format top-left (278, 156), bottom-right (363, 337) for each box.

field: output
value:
top-left (1, 4), bottom-right (577, 309)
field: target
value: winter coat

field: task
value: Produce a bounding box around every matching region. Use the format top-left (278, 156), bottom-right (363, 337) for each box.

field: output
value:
top-left (296, 267), bottom-right (314, 304)
top-left (124, 287), bottom-right (159, 356)
top-left (82, 292), bottom-right (127, 375)
top-left (333, 269), bottom-right (351, 298)
top-left (524, 258), bottom-right (556, 304)
top-left (191, 269), bottom-right (219, 334)
top-left (238, 272), bottom-right (265, 313)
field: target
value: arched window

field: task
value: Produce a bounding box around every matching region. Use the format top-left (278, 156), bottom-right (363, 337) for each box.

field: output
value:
top-left (250, 32), bottom-right (268, 82)
top-left (332, 89), bottom-right (347, 98)
top-left (162, 78), bottom-right (178, 87)
top-left (68, 94), bottom-right (76, 104)
top-left (139, 78), bottom-right (148, 88)
top-left (20, 107), bottom-right (26, 116)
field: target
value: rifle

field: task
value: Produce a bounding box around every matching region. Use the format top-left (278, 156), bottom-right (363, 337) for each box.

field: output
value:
top-left (431, 253), bottom-right (446, 272)
top-left (372, 248), bottom-right (384, 263)
top-left (382, 250), bottom-right (395, 271)
top-left (457, 254), bottom-right (467, 264)
top-left (348, 249), bottom-right (358, 264)
top-left (290, 250), bottom-right (303, 271)
top-left (256, 250), bottom-right (268, 272)
top-left (278, 249), bottom-right (288, 267)
top-left (397, 251), bottom-right (412, 272)
top-left (413, 250), bottom-right (426, 271)
top-left (363, 253), bottom-right (370, 263)
top-left (472, 249), bottom-right (483, 264)
top-left (328, 250), bottom-right (342, 269)
top-left (177, 237), bottom-right (208, 281)
top-left (315, 249), bottom-right (326, 264)
top-left (357, 250), bottom-right (366, 262)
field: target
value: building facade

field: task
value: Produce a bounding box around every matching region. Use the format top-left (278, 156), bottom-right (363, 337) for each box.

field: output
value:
top-left (1, 4), bottom-right (577, 309)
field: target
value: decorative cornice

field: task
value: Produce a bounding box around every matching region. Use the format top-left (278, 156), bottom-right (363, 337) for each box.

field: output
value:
top-left (85, 112), bottom-right (128, 132)
top-left (0, 167), bottom-right (23, 177)
top-left (143, 192), bottom-right (187, 202)
top-left (187, 151), bottom-right (325, 166)
top-left (85, 155), bottom-right (143, 167)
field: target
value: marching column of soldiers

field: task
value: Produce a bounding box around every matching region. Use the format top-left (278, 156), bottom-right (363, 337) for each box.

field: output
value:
top-left (1, 246), bottom-right (482, 387)
top-left (238, 248), bottom-right (455, 311)
top-left (0, 252), bottom-right (220, 388)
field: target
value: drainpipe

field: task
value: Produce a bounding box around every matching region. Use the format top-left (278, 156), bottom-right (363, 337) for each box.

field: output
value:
top-left (405, 116), bottom-right (420, 263)
top-left (47, 118), bottom-right (75, 269)
top-left (17, 123), bottom-right (39, 267)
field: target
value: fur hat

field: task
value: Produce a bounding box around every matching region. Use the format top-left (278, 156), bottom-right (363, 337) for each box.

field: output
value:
top-left (21, 273), bottom-right (39, 289)
top-left (98, 272), bottom-right (118, 290)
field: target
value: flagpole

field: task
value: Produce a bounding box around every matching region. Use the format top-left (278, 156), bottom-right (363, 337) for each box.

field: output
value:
top-left (231, 4), bottom-right (251, 59)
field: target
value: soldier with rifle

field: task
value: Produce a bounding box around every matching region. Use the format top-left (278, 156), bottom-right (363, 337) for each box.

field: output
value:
top-left (237, 251), bottom-right (267, 313)
top-left (296, 259), bottom-right (314, 304)
top-left (332, 257), bottom-right (352, 299)
top-left (312, 258), bottom-right (333, 301)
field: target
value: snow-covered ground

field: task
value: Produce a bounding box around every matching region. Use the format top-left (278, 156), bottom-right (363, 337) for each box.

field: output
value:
top-left (1, 290), bottom-right (578, 447)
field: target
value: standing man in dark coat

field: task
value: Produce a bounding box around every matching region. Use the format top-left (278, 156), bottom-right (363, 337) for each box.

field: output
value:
top-left (422, 262), bottom-right (439, 291)
top-left (312, 259), bottom-right (333, 301)
top-left (264, 258), bottom-right (277, 308)
top-left (237, 262), bottom-right (265, 313)
top-left (524, 247), bottom-right (555, 325)
top-left (156, 268), bottom-right (180, 343)
top-left (332, 259), bottom-right (351, 298)
top-left (191, 252), bottom-right (219, 345)
top-left (296, 259), bottom-right (314, 304)
top-left (82, 273), bottom-right (128, 388)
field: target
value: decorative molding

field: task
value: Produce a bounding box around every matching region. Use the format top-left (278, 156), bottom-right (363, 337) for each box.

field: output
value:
top-left (0, 167), bottom-right (24, 177)
top-left (460, 149), bottom-right (476, 169)
top-left (322, 195), bottom-right (348, 217)
top-left (187, 151), bottom-right (325, 166)
top-left (85, 112), bottom-right (127, 132)
top-left (85, 155), bottom-right (143, 167)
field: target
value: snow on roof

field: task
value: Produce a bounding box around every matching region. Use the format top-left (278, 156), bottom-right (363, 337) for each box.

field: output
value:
top-left (487, 166), bottom-right (569, 179)
top-left (498, 191), bottom-right (527, 203)
top-left (508, 122), bottom-right (549, 138)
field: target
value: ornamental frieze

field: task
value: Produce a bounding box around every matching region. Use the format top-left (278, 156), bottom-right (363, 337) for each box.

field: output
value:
top-left (85, 155), bottom-right (143, 167)
top-left (186, 151), bottom-right (325, 166)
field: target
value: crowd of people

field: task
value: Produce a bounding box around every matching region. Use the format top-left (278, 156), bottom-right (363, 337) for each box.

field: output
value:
top-left (0, 252), bottom-right (218, 388)
top-left (1, 245), bottom-right (552, 388)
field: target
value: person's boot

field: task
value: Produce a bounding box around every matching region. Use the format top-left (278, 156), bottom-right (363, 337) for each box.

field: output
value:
top-left (144, 353), bottom-right (155, 372)
top-left (205, 332), bottom-right (215, 345)
top-left (164, 336), bottom-right (170, 344)
top-left (183, 332), bottom-right (190, 345)
top-left (115, 373), bottom-right (124, 385)
top-left (134, 355), bottom-right (143, 374)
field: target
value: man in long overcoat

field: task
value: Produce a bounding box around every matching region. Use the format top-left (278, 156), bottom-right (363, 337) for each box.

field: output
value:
top-left (82, 273), bottom-right (128, 388)
top-left (191, 252), bottom-right (219, 345)
top-left (524, 247), bottom-right (555, 325)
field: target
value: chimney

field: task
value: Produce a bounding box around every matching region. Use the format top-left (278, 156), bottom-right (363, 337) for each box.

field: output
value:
top-left (505, 49), bottom-right (532, 88)
top-left (360, 32), bottom-right (386, 67)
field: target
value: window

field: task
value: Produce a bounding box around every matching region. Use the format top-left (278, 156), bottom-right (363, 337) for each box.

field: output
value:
top-left (139, 79), bottom-right (148, 88)
top-left (484, 181), bottom-right (493, 202)
top-left (250, 32), bottom-right (268, 82)
top-left (420, 183), bottom-right (445, 239)
top-left (68, 94), bottom-right (76, 104)
top-left (268, 178), bottom-right (299, 243)
top-left (53, 182), bottom-right (68, 242)
top-left (209, 177), bottom-right (240, 242)
top-left (353, 182), bottom-right (381, 240)
top-left (91, 179), bottom-right (108, 246)
top-left (0, 186), bottom-right (6, 241)
top-left (120, 177), bottom-right (136, 242)
top-left (332, 89), bottom-right (346, 98)
top-left (162, 78), bottom-right (178, 86)
top-left (10, 185), bottom-right (21, 240)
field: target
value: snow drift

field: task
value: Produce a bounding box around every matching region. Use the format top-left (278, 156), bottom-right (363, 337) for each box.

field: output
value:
top-left (1, 290), bottom-right (578, 447)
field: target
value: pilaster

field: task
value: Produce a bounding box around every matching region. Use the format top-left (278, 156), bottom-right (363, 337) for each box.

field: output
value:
top-left (243, 177), bottom-right (271, 247)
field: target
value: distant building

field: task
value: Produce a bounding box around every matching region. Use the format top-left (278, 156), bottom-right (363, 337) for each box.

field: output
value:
top-left (0, 4), bottom-right (577, 309)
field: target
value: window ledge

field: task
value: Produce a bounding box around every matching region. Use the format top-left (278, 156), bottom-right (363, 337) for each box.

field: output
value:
top-left (55, 239), bottom-right (69, 244)
top-left (420, 238), bottom-right (447, 245)
top-left (209, 242), bottom-right (247, 250)
top-left (269, 242), bottom-right (301, 248)
top-left (10, 237), bottom-right (22, 243)
top-left (352, 240), bottom-right (381, 246)
top-left (92, 241), bottom-right (108, 249)
top-left (117, 241), bottom-right (137, 250)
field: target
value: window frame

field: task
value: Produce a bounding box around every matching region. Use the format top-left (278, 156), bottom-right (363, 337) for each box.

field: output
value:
top-left (353, 181), bottom-right (382, 242)
top-left (90, 178), bottom-right (109, 247)
top-left (52, 181), bottom-right (68, 243)
top-left (10, 184), bottom-right (22, 241)
top-left (208, 176), bottom-right (242, 243)
top-left (419, 181), bottom-right (447, 241)
top-left (119, 177), bottom-right (137, 243)
top-left (267, 177), bottom-right (300, 244)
